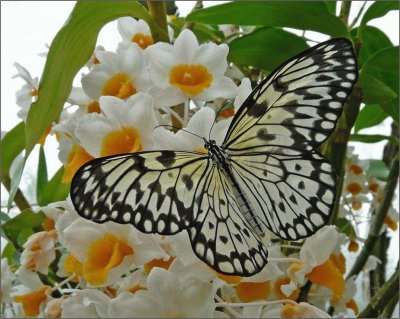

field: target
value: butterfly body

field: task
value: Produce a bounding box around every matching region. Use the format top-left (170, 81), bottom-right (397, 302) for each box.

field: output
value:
top-left (71, 38), bottom-right (358, 276)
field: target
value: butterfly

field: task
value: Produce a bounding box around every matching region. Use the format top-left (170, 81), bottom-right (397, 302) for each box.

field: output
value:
top-left (70, 38), bottom-right (358, 276)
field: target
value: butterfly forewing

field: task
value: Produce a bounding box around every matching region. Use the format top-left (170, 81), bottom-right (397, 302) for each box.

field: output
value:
top-left (188, 165), bottom-right (268, 276)
top-left (224, 38), bottom-right (358, 155)
top-left (71, 151), bottom-right (211, 234)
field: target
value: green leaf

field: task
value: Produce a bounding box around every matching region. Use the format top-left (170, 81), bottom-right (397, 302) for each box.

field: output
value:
top-left (24, 1), bottom-right (165, 158)
top-left (228, 28), bottom-right (308, 71)
top-left (39, 167), bottom-right (70, 206)
top-left (350, 26), bottom-right (393, 67)
top-left (358, 73), bottom-right (397, 105)
top-left (324, 1), bottom-right (337, 15)
top-left (362, 46), bottom-right (399, 77)
top-left (354, 104), bottom-right (389, 133)
top-left (350, 134), bottom-right (398, 144)
top-left (360, 1), bottom-right (399, 28)
top-left (186, 1), bottom-right (349, 38)
top-left (170, 17), bottom-right (224, 43)
top-left (367, 160), bottom-right (390, 181)
top-left (0, 211), bottom-right (10, 222)
top-left (37, 146), bottom-right (48, 206)
top-left (0, 122), bottom-right (25, 180)
top-left (1, 242), bottom-right (18, 265)
top-left (1, 209), bottom-right (45, 247)
top-left (335, 217), bottom-right (356, 237)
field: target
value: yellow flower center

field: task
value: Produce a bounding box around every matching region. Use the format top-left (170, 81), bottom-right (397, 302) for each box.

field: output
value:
top-left (132, 33), bottom-right (154, 49)
top-left (235, 281), bottom-right (270, 302)
top-left (369, 182), bottom-right (379, 193)
top-left (144, 257), bottom-right (175, 274)
top-left (274, 277), bottom-right (300, 300)
top-left (219, 107), bottom-right (235, 118)
top-left (348, 239), bottom-right (359, 252)
top-left (14, 286), bottom-right (49, 317)
top-left (101, 73), bottom-right (137, 99)
top-left (169, 64), bottom-right (212, 96)
top-left (384, 215), bottom-right (398, 231)
top-left (100, 127), bottom-right (142, 157)
top-left (64, 253), bottom-right (83, 280)
top-left (306, 253), bottom-right (345, 302)
top-left (346, 182), bottom-right (362, 195)
top-left (87, 101), bottom-right (101, 113)
top-left (129, 285), bottom-right (147, 294)
top-left (30, 88), bottom-right (39, 97)
top-left (83, 234), bottom-right (134, 286)
top-left (42, 217), bottom-right (55, 231)
top-left (346, 298), bottom-right (359, 315)
top-left (62, 145), bottom-right (94, 184)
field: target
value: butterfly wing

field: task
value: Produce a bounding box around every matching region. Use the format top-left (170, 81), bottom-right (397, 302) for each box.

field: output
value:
top-left (223, 38), bottom-right (358, 155)
top-left (188, 165), bottom-right (268, 276)
top-left (224, 38), bottom-right (357, 240)
top-left (71, 151), bottom-right (211, 235)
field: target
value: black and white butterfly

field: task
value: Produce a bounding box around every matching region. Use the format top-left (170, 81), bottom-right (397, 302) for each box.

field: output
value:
top-left (70, 38), bottom-right (358, 276)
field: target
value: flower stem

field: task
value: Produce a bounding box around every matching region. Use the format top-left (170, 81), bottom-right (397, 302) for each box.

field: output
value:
top-left (358, 264), bottom-right (399, 318)
top-left (146, 0), bottom-right (169, 42)
top-left (339, 0), bottom-right (352, 28)
top-left (216, 299), bottom-right (298, 308)
top-left (347, 154), bottom-right (399, 278)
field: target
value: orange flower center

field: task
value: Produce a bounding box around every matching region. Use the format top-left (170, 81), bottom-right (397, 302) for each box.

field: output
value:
top-left (169, 64), bottom-right (212, 96)
top-left (62, 145), bottom-right (94, 184)
top-left (144, 257), bottom-right (175, 274)
top-left (369, 182), bottom-right (379, 193)
top-left (346, 182), bottom-right (362, 195)
top-left (14, 286), bottom-right (49, 317)
top-left (274, 277), bottom-right (300, 300)
top-left (348, 239), bottom-right (359, 252)
top-left (235, 281), bottom-right (270, 302)
top-left (87, 101), bottom-right (101, 113)
top-left (384, 215), bottom-right (398, 231)
top-left (100, 127), bottom-right (142, 157)
top-left (219, 107), bottom-right (235, 118)
top-left (349, 164), bottom-right (363, 174)
top-left (132, 33), bottom-right (154, 49)
top-left (101, 73), bottom-right (137, 99)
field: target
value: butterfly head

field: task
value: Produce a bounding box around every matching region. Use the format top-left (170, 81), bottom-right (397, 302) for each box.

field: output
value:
top-left (204, 139), bottom-right (217, 150)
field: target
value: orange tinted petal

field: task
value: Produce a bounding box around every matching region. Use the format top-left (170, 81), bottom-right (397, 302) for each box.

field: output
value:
top-left (100, 127), bottom-right (142, 157)
top-left (144, 257), bottom-right (175, 274)
top-left (62, 145), bottom-right (94, 183)
top-left (235, 281), bottom-right (270, 302)
top-left (14, 286), bottom-right (49, 317)
top-left (274, 277), bottom-right (300, 300)
top-left (132, 33), bottom-right (154, 49)
top-left (169, 64), bottom-right (212, 96)
top-left (101, 73), bottom-right (137, 99)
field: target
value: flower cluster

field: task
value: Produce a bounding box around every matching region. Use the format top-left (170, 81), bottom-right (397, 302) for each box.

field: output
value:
top-left (3, 15), bottom-right (398, 319)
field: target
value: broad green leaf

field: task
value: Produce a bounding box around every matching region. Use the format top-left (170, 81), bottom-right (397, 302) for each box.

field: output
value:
top-left (367, 160), bottom-right (390, 181)
top-left (360, 1), bottom-right (399, 28)
top-left (0, 122), bottom-right (25, 180)
top-left (381, 100), bottom-right (399, 124)
top-left (39, 167), bottom-right (70, 206)
top-left (354, 104), bottom-right (389, 133)
top-left (186, 2), bottom-right (349, 38)
top-left (350, 26), bottom-right (393, 67)
top-left (228, 28), bottom-right (308, 71)
top-left (37, 146), bottom-right (48, 206)
top-left (358, 73), bottom-right (397, 105)
top-left (169, 17), bottom-right (224, 43)
top-left (324, 1), bottom-right (337, 15)
top-left (1, 242), bottom-right (18, 265)
top-left (24, 1), bottom-right (166, 157)
top-left (350, 134), bottom-right (398, 144)
top-left (1, 209), bottom-right (45, 246)
top-left (335, 217), bottom-right (356, 237)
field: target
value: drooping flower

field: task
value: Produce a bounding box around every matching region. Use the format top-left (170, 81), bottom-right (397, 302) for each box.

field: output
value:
top-left (118, 18), bottom-right (154, 50)
top-left (145, 29), bottom-right (238, 107)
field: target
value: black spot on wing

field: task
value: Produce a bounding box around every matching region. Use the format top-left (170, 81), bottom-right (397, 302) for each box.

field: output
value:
top-left (181, 174), bottom-right (193, 191)
top-left (257, 128), bottom-right (275, 141)
top-left (248, 101), bottom-right (269, 118)
top-left (156, 151), bottom-right (176, 168)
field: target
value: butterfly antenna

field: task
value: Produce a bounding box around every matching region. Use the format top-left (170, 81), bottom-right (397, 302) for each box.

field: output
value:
top-left (208, 101), bottom-right (231, 141)
top-left (154, 125), bottom-right (206, 143)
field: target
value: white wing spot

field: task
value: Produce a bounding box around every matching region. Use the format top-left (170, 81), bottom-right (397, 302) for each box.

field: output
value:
top-left (346, 73), bottom-right (356, 80)
top-left (337, 91), bottom-right (346, 98)
top-left (123, 212), bottom-right (131, 222)
top-left (310, 213), bottom-right (324, 226)
top-left (144, 220), bottom-right (152, 231)
top-left (111, 211), bottom-right (118, 219)
top-left (288, 228), bottom-right (296, 239)
top-left (325, 112), bottom-right (337, 121)
top-left (321, 121), bottom-right (334, 129)
top-left (296, 224), bottom-right (307, 236)
top-left (329, 101), bottom-right (341, 109)
top-left (82, 171), bottom-right (90, 179)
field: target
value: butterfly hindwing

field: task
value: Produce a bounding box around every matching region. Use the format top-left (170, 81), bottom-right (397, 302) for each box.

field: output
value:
top-left (188, 165), bottom-right (268, 276)
top-left (224, 38), bottom-right (358, 155)
top-left (229, 152), bottom-right (335, 240)
top-left (71, 151), bottom-right (210, 234)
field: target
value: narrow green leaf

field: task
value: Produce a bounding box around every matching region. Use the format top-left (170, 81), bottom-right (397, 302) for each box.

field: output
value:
top-left (354, 104), bottom-right (389, 133)
top-left (187, 2), bottom-right (349, 38)
top-left (350, 134), bottom-right (398, 144)
top-left (360, 1), bottom-right (399, 28)
top-left (37, 146), bottom-right (48, 206)
top-left (1, 242), bottom-right (18, 265)
top-left (170, 17), bottom-right (224, 43)
top-left (0, 211), bottom-right (10, 222)
top-left (358, 73), bottom-right (397, 105)
top-left (39, 167), bottom-right (70, 206)
top-left (367, 160), bottom-right (390, 181)
top-left (336, 217), bottom-right (356, 237)
top-left (7, 160), bottom-right (25, 211)
top-left (0, 122), bottom-right (25, 180)
top-left (2, 209), bottom-right (45, 246)
top-left (24, 1), bottom-right (165, 157)
top-left (228, 28), bottom-right (308, 71)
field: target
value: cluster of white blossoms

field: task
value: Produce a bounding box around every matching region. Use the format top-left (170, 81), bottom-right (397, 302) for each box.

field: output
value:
top-left (3, 17), bottom-right (397, 318)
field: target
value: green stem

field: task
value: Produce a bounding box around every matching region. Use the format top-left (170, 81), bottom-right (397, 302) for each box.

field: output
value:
top-left (339, 0), bottom-right (352, 27)
top-left (358, 265), bottom-right (399, 318)
top-left (147, 0), bottom-right (169, 42)
top-left (380, 289), bottom-right (399, 318)
top-left (347, 155), bottom-right (399, 278)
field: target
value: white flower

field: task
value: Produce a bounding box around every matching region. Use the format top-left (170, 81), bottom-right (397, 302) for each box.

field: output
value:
top-left (12, 63), bottom-right (39, 121)
top-left (1, 258), bottom-right (16, 302)
top-left (281, 302), bottom-right (331, 318)
top-left (75, 93), bottom-right (157, 157)
top-left (81, 44), bottom-right (152, 101)
top-left (145, 29), bottom-right (238, 107)
top-left (20, 230), bottom-right (58, 274)
top-left (61, 289), bottom-right (110, 318)
top-left (108, 267), bottom-right (215, 318)
top-left (234, 77), bottom-right (252, 111)
top-left (118, 18), bottom-right (154, 50)
top-left (63, 218), bottom-right (167, 286)
top-left (154, 107), bottom-right (231, 151)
